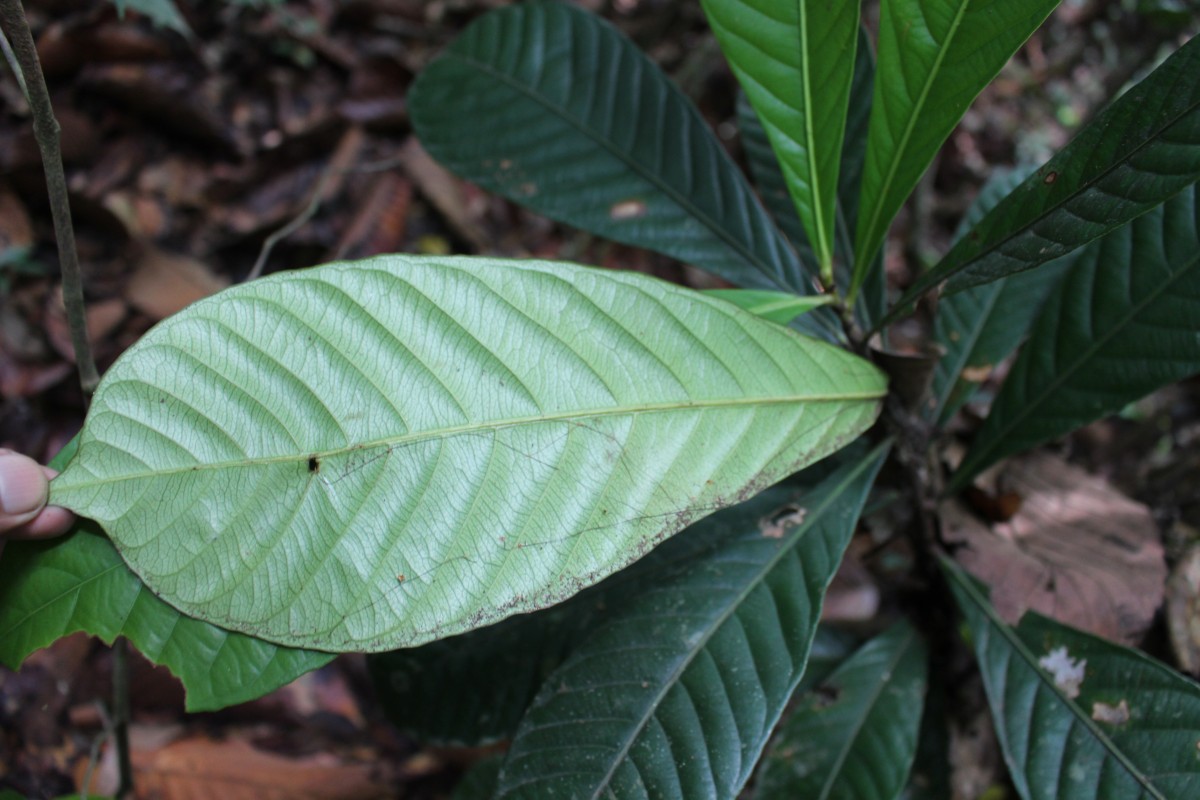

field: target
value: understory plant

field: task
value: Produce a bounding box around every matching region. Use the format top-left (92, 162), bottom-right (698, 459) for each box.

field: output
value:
top-left (2, 0), bottom-right (1200, 798)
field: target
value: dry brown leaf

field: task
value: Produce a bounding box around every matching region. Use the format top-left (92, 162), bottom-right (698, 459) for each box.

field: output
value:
top-left (332, 172), bottom-right (412, 261)
top-left (125, 247), bottom-right (229, 320)
top-left (400, 137), bottom-right (491, 251)
top-left (0, 358), bottom-right (72, 397)
top-left (1167, 541), bottom-right (1200, 675)
top-left (44, 291), bottom-right (127, 363)
top-left (0, 183), bottom-right (33, 254)
top-left (80, 736), bottom-right (393, 800)
top-left (821, 556), bottom-right (880, 623)
top-left (943, 452), bottom-right (1166, 645)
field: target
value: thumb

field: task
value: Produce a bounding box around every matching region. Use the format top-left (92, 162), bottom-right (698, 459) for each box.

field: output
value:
top-left (0, 449), bottom-right (51, 534)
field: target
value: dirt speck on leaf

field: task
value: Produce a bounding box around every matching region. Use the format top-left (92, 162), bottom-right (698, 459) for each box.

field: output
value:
top-left (760, 505), bottom-right (806, 538)
top-left (961, 364), bottom-right (993, 383)
top-left (609, 199), bottom-right (647, 220)
top-left (1091, 699), bottom-right (1130, 725)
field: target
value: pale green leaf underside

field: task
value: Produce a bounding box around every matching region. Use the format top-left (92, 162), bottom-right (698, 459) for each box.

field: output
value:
top-left (855, 0), bottom-right (1059, 273)
top-left (703, 0), bottom-right (858, 280)
top-left (944, 559), bottom-right (1200, 799)
top-left (51, 256), bottom-right (885, 652)
top-left (754, 620), bottom-right (928, 800)
top-left (703, 288), bottom-right (832, 325)
top-left (496, 445), bottom-right (889, 799)
top-left (0, 438), bottom-right (332, 712)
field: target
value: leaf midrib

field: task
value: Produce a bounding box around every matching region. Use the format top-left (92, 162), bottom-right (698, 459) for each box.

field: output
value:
top-left (932, 283), bottom-right (1004, 420)
top-left (57, 391), bottom-right (885, 492)
top-left (858, 0), bottom-right (971, 267)
top-left (950, 564), bottom-right (1166, 798)
top-left (588, 446), bottom-right (886, 798)
top-left (0, 558), bottom-right (125, 642)
top-left (795, 0), bottom-right (832, 272)
top-left (817, 625), bottom-right (918, 800)
top-left (942, 89), bottom-right (1200, 293)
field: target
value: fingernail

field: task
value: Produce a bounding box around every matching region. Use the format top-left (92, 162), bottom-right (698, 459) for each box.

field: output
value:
top-left (0, 454), bottom-right (48, 515)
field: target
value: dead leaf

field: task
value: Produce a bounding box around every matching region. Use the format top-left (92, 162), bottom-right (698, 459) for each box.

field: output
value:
top-left (332, 172), bottom-right (412, 261)
top-left (400, 137), bottom-right (491, 251)
top-left (79, 64), bottom-right (241, 156)
top-left (1167, 542), bottom-right (1200, 675)
top-left (943, 452), bottom-right (1167, 645)
top-left (0, 358), bottom-right (72, 397)
top-left (44, 290), bottom-right (127, 363)
top-left (79, 735), bottom-right (392, 800)
top-left (0, 183), bottom-right (33, 254)
top-left (821, 555), bottom-right (880, 623)
top-left (125, 247), bottom-right (229, 320)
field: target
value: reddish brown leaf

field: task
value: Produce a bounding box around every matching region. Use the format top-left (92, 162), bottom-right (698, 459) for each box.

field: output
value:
top-left (943, 452), bottom-right (1166, 644)
top-left (125, 247), bottom-right (228, 321)
top-left (80, 736), bottom-right (394, 800)
top-left (1167, 542), bottom-right (1200, 675)
top-left (332, 172), bottom-right (412, 260)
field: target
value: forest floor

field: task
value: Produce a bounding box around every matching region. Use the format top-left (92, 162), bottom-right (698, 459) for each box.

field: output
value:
top-left (1, 1), bottom-right (1197, 798)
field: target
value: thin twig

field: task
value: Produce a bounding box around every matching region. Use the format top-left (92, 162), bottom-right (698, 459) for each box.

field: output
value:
top-left (113, 639), bottom-right (133, 798)
top-left (246, 152), bottom-right (408, 281)
top-left (246, 166), bottom-right (335, 281)
top-left (0, 3), bottom-right (122, 795)
top-left (0, 26), bottom-right (27, 99)
top-left (0, 0), bottom-right (99, 394)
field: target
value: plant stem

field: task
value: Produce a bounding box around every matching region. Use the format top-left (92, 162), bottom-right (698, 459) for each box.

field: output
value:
top-left (113, 640), bottom-right (133, 798)
top-left (0, 3), bottom-right (127, 796)
top-left (0, 0), bottom-right (99, 394)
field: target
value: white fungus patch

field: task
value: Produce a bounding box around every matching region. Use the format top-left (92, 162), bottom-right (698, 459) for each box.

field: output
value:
top-left (1039, 646), bottom-right (1087, 699)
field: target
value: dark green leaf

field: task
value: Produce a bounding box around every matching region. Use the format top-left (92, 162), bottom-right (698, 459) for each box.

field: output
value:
top-left (890, 34), bottom-right (1200, 320)
top-left (0, 438), bottom-right (331, 712)
top-left (703, 0), bottom-right (859, 284)
top-left (930, 167), bottom-right (1075, 423)
top-left (952, 183), bottom-right (1200, 489)
top-left (0, 527), bottom-right (333, 711)
top-left (110, 0), bottom-right (191, 37)
top-left (901, 678), bottom-right (952, 800)
top-left (453, 755), bottom-right (504, 800)
top-left (754, 620), bottom-right (928, 800)
top-left (855, 0), bottom-right (1059, 276)
top-left (50, 256), bottom-right (885, 652)
top-left (944, 557), bottom-right (1200, 799)
top-left (494, 443), bottom-right (889, 799)
top-left (408, 2), bottom-right (838, 340)
top-left (370, 502), bottom-right (857, 748)
top-left (368, 577), bottom-right (617, 746)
